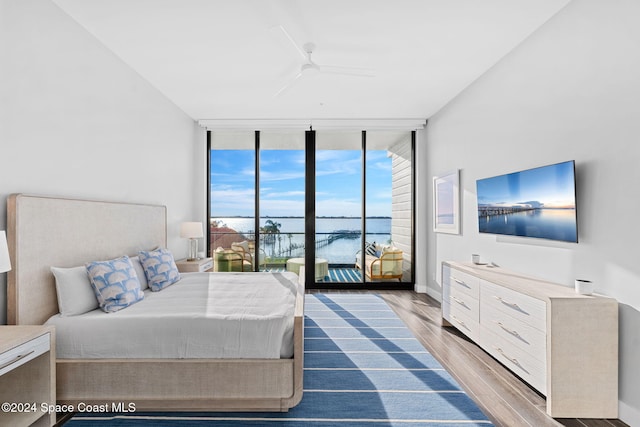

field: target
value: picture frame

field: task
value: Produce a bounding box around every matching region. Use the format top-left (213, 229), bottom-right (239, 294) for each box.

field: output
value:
top-left (433, 170), bottom-right (460, 234)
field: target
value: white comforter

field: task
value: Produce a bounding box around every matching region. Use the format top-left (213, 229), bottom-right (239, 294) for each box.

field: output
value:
top-left (45, 271), bottom-right (298, 359)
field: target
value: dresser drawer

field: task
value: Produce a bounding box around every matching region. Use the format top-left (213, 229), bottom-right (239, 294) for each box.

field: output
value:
top-left (481, 280), bottom-right (546, 332)
top-left (480, 326), bottom-right (546, 395)
top-left (0, 333), bottom-right (50, 376)
top-left (450, 268), bottom-right (480, 299)
top-left (481, 307), bottom-right (546, 362)
top-left (444, 301), bottom-right (480, 342)
top-left (176, 258), bottom-right (214, 273)
top-left (200, 258), bottom-right (214, 272)
top-left (448, 285), bottom-right (479, 321)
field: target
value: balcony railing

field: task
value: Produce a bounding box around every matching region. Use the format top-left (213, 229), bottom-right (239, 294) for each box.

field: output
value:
top-left (211, 231), bottom-right (391, 265)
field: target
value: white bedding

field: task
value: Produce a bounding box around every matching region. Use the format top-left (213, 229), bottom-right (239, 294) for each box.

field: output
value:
top-left (45, 271), bottom-right (299, 359)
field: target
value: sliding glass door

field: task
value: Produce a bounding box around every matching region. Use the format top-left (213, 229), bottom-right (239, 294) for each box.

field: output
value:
top-left (366, 131), bottom-right (413, 283)
top-left (209, 131), bottom-right (256, 272)
top-left (208, 129), bottom-right (414, 287)
top-left (259, 132), bottom-right (305, 272)
top-left (315, 132), bottom-right (363, 283)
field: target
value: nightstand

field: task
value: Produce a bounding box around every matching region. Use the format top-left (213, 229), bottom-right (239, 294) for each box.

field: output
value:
top-left (176, 257), bottom-right (213, 273)
top-left (0, 326), bottom-right (55, 427)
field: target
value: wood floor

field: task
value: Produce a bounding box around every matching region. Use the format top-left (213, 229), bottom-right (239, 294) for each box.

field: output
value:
top-left (310, 289), bottom-right (628, 427)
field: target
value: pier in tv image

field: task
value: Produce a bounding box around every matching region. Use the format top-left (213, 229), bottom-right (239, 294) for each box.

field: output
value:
top-left (476, 161), bottom-right (578, 243)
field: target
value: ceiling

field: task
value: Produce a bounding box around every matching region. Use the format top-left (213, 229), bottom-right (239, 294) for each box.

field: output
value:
top-left (53, 0), bottom-right (569, 128)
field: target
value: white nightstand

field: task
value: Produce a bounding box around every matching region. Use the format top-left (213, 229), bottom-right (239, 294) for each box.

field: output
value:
top-left (176, 257), bottom-right (213, 273)
top-left (0, 326), bottom-right (55, 427)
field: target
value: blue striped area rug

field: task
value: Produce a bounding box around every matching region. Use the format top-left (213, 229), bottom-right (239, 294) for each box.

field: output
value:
top-left (66, 294), bottom-right (493, 426)
top-left (325, 268), bottom-right (362, 282)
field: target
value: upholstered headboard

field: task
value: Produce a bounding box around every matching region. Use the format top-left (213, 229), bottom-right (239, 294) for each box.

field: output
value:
top-left (7, 194), bottom-right (167, 325)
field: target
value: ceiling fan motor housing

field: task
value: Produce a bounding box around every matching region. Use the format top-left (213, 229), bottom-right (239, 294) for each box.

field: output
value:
top-left (301, 62), bottom-right (320, 74)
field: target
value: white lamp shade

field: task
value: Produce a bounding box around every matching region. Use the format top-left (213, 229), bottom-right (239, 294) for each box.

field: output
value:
top-left (180, 222), bottom-right (204, 239)
top-left (0, 230), bottom-right (11, 273)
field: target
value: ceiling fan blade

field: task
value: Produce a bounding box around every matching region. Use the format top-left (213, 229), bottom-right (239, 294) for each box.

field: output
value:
top-left (274, 71), bottom-right (303, 98)
top-left (271, 25), bottom-right (307, 61)
top-left (318, 65), bottom-right (376, 77)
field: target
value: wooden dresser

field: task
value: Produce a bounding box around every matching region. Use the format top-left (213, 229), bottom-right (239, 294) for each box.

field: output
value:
top-left (441, 261), bottom-right (618, 418)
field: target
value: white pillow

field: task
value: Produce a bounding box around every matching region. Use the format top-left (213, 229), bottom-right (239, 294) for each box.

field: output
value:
top-left (130, 256), bottom-right (149, 291)
top-left (51, 266), bottom-right (99, 316)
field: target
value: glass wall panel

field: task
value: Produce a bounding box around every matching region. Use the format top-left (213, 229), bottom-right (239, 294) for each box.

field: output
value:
top-left (366, 131), bottom-right (413, 283)
top-left (208, 129), bottom-right (413, 286)
top-left (259, 132), bottom-right (306, 273)
top-left (209, 131), bottom-right (256, 272)
top-left (316, 132), bottom-right (362, 283)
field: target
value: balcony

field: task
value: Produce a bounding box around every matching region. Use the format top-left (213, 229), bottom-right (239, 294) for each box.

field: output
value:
top-left (209, 225), bottom-right (393, 283)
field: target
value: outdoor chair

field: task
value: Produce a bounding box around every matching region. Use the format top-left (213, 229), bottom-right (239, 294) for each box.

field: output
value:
top-left (355, 244), bottom-right (403, 281)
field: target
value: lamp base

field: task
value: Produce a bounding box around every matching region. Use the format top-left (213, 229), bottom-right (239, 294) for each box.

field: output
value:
top-left (187, 238), bottom-right (198, 261)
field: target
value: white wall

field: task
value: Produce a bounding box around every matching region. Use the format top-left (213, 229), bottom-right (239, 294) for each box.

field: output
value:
top-left (0, 0), bottom-right (205, 324)
top-left (422, 0), bottom-right (640, 424)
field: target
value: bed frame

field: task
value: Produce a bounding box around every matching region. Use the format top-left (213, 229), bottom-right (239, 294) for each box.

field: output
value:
top-left (6, 194), bottom-right (304, 411)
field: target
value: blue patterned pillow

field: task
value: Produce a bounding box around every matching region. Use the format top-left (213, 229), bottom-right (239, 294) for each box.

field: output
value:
top-left (85, 256), bottom-right (144, 313)
top-left (364, 241), bottom-right (377, 256)
top-left (138, 248), bottom-right (181, 291)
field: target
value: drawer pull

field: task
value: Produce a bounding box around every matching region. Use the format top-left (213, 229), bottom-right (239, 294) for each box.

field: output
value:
top-left (453, 278), bottom-right (471, 288)
top-left (493, 346), bottom-right (529, 374)
top-left (496, 321), bottom-right (521, 338)
top-left (0, 350), bottom-right (34, 371)
top-left (494, 296), bottom-right (522, 311)
top-left (451, 315), bottom-right (466, 328)
top-left (452, 296), bottom-right (468, 308)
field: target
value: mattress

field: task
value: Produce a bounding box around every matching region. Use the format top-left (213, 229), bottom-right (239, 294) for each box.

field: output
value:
top-left (45, 271), bottom-right (299, 359)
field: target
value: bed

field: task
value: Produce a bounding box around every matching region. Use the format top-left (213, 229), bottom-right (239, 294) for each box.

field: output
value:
top-left (6, 194), bottom-right (304, 411)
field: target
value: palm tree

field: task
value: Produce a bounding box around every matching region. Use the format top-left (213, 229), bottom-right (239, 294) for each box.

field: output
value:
top-left (261, 219), bottom-right (282, 251)
top-left (264, 219), bottom-right (281, 233)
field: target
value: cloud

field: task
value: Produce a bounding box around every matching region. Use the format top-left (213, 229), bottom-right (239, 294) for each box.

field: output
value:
top-left (259, 170), bottom-right (305, 182)
top-left (259, 199), bottom-right (305, 216)
top-left (368, 161), bottom-right (392, 172)
top-left (261, 190), bottom-right (306, 199)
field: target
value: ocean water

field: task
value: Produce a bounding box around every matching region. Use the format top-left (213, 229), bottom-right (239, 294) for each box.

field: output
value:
top-left (479, 209), bottom-right (577, 243)
top-left (213, 217), bottom-right (392, 264)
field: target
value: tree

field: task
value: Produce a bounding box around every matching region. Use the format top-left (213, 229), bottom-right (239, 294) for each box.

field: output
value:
top-left (260, 219), bottom-right (282, 250)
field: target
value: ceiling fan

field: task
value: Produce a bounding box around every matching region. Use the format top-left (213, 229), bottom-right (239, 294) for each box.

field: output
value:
top-left (272, 25), bottom-right (375, 97)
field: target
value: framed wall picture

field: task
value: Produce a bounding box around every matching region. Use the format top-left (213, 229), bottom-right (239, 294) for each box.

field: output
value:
top-left (433, 170), bottom-right (460, 234)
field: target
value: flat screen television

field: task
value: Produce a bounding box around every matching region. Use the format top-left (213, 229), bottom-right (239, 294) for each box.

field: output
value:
top-left (476, 160), bottom-right (578, 243)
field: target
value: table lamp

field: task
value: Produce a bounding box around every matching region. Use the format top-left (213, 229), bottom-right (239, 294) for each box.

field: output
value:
top-left (180, 222), bottom-right (203, 261)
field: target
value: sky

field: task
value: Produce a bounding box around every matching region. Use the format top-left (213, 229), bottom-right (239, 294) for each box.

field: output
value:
top-left (210, 149), bottom-right (393, 217)
top-left (476, 161), bottom-right (576, 208)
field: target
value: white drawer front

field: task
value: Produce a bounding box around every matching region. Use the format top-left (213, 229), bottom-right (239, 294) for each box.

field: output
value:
top-left (0, 333), bottom-right (50, 376)
top-left (450, 268), bottom-right (480, 299)
top-left (449, 285), bottom-right (479, 321)
top-left (444, 301), bottom-right (480, 342)
top-left (480, 327), bottom-right (546, 395)
top-left (201, 259), bottom-right (213, 271)
top-left (442, 265), bottom-right (451, 303)
top-left (481, 280), bottom-right (546, 332)
top-left (481, 307), bottom-right (546, 362)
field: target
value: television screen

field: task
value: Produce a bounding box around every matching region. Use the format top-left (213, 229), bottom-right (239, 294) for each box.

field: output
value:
top-left (476, 161), bottom-right (577, 243)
